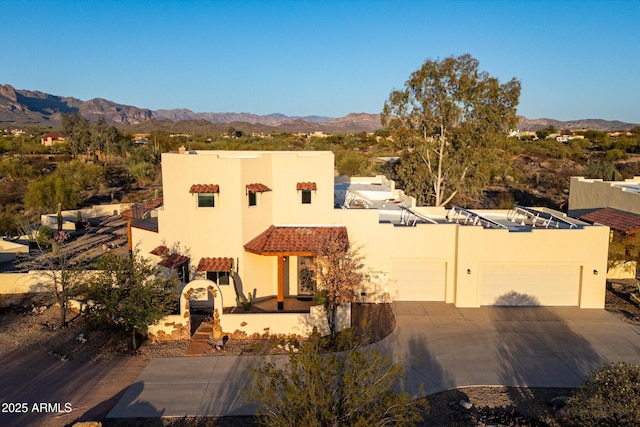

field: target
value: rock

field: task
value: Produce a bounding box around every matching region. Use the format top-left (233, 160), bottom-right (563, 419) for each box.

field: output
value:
top-left (459, 399), bottom-right (473, 410)
top-left (550, 395), bottom-right (570, 407)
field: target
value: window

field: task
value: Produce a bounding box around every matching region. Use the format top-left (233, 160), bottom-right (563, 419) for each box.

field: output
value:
top-left (178, 262), bottom-right (190, 283)
top-left (206, 271), bottom-right (230, 285)
top-left (248, 191), bottom-right (257, 207)
top-left (197, 193), bottom-right (215, 207)
top-left (301, 190), bottom-right (312, 204)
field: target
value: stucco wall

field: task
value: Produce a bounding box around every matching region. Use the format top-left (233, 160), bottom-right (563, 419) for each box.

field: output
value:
top-left (0, 272), bottom-right (48, 294)
top-left (455, 224), bottom-right (609, 308)
top-left (568, 176), bottom-right (640, 216)
top-left (221, 304), bottom-right (351, 338)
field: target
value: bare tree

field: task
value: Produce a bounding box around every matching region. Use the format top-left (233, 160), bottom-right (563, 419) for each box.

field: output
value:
top-left (307, 235), bottom-right (363, 344)
top-left (17, 227), bottom-right (87, 328)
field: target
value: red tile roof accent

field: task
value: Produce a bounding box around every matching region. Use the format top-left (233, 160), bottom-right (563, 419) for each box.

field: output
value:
top-left (244, 225), bottom-right (349, 255)
top-left (158, 253), bottom-right (190, 269)
top-left (197, 257), bottom-right (233, 272)
top-left (580, 208), bottom-right (640, 234)
top-left (190, 184), bottom-right (219, 193)
top-left (150, 245), bottom-right (169, 256)
top-left (296, 182), bottom-right (317, 191)
top-left (246, 183), bottom-right (271, 193)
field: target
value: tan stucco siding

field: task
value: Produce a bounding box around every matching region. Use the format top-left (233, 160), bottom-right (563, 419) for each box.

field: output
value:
top-left (455, 225), bottom-right (608, 308)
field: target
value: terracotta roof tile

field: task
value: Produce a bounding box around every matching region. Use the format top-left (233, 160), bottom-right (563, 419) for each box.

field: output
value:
top-left (244, 225), bottom-right (348, 255)
top-left (158, 253), bottom-right (190, 269)
top-left (150, 245), bottom-right (169, 256)
top-left (296, 182), bottom-right (317, 191)
top-left (190, 184), bottom-right (219, 193)
top-left (580, 208), bottom-right (640, 234)
top-left (246, 183), bottom-right (271, 193)
top-left (197, 257), bottom-right (233, 272)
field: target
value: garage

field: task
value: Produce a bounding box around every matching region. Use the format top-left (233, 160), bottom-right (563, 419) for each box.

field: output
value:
top-left (391, 259), bottom-right (446, 301)
top-left (479, 264), bottom-right (581, 306)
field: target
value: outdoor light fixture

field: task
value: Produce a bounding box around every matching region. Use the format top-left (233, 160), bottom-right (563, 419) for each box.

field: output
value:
top-left (467, 269), bottom-right (471, 274)
top-left (593, 269), bottom-right (598, 275)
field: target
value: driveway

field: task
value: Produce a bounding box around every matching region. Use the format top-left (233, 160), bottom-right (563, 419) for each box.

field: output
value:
top-left (108, 302), bottom-right (640, 419)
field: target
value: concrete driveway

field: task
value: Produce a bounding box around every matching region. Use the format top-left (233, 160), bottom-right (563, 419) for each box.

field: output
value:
top-left (108, 302), bottom-right (640, 419)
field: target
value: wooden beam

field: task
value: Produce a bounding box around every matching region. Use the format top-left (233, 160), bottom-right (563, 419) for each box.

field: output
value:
top-left (277, 255), bottom-right (284, 310)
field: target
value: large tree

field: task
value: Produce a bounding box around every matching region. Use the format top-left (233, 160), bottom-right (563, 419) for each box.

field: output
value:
top-left (85, 251), bottom-right (180, 349)
top-left (382, 54), bottom-right (521, 206)
top-left (61, 113), bottom-right (91, 158)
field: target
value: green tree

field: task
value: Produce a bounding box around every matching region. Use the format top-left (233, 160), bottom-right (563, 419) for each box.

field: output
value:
top-left (61, 113), bottom-right (91, 158)
top-left (85, 251), bottom-right (179, 349)
top-left (57, 159), bottom-right (106, 190)
top-left (23, 173), bottom-right (82, 213)
top-left (382, 54), bottom-right (521, 206)
top-left (248, 333), bottom-right (424, 426)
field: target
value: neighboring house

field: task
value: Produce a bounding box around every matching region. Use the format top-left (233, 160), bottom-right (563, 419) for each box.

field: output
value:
top-left (130, 150), bottom-right (609, 341)
top-left (40, 132), bottom-right (65, 146)
top-left (569, 176), bottom-right (640, 278)
top-left (568, 176), bottom-right (640, 218)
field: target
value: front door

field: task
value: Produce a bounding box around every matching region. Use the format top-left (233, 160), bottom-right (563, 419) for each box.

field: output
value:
top-left (298, 256), bottom-right (315, 297)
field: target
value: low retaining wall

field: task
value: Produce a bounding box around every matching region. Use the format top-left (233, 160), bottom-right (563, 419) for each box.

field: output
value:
top-left (0, 272), bottom-right (48, 294)
top-left (220, 304), bottom-right (351, 338)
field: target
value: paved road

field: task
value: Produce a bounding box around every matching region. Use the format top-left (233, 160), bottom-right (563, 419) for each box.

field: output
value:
top-left (108, 302), bottom-right (640, 419)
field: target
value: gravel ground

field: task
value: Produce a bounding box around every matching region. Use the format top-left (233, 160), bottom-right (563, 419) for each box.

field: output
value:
top-left (2, 289), bottom-right (639, 427)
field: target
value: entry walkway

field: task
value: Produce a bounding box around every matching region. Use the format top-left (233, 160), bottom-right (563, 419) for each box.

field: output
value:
top-left (108, 302), bottom-right (640, 419)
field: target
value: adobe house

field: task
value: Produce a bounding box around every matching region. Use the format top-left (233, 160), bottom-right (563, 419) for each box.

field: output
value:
top-left (128, 150), bottom-right (609, 340)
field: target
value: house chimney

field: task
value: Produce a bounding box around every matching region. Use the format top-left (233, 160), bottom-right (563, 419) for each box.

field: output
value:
top-left (178, 146), bottom-right (186, 154)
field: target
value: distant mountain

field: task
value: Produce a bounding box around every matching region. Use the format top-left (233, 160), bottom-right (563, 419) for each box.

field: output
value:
top-left (1, 84), bottom-right (637, 133)
top-left (517, 116), bottom-right (638, 132)
top-left (0, 84), bottom-right (152, 125)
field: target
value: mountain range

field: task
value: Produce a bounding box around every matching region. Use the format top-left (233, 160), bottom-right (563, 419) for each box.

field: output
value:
top-left (0, 84), bottom-right (637, 133)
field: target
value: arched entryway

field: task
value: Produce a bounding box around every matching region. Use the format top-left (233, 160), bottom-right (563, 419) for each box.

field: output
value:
top-left (181, 279), bottom-right (223, 337)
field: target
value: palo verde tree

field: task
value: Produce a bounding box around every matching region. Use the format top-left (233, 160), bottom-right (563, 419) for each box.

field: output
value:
top-left (382, 53), bottom-right (521, 206)
top-left (248, 332), bottom-right (425, 426)
top-left (307, 234), bottom-right (363, 345)
top-left (85, 250), bottom-right (180, 350)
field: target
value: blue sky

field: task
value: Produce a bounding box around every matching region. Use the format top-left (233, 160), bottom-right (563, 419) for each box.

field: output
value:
top-left (2, 0), bottom-right (639, 122)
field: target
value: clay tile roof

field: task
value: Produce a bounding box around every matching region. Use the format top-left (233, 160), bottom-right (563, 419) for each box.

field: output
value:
top-left (197, 257), bottom-right (234, 272)
top-left (246, 183), bottom-right (271, 193)
top-left (190, 184), bottom-right (219, 193)
top-left (296, 182), bottom-right (317, 191)
top-left (244, 225), bottom-right (349, 255)
top-left (580, 208), bottom-right (640, 234)
top-left (158, 253), bottom-right (190, 269)
top-left (150, 245), bottom-right (169, 256)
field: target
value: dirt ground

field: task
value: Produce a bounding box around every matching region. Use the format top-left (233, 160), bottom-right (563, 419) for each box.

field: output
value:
top-left (1, 288), bottom-right (639, 427)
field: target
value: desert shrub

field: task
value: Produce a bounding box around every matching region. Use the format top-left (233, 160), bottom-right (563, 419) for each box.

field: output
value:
top-left (248, 333), bottom-right (425, 426)
top-left (564, 362), bottom-right (640, 426)
top-left (583, 160), bottom-right (622, 181)
top-left (605, 148), bottom-right (628, 161)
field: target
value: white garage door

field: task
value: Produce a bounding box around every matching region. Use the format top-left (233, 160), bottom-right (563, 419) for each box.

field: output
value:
top-left (391, 260), bottom-right (446, 301)
top-left (480, 265), bottom-right (580, 306)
